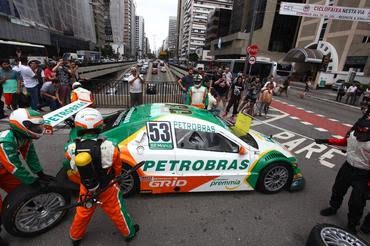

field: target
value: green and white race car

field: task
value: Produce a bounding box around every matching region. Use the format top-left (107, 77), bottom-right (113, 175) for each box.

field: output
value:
top-left (64, 103), bottom-right (305, 195)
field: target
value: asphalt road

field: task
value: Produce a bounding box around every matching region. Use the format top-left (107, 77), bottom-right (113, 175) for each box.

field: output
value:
top-left (2, 81), bottom-right (369, 246)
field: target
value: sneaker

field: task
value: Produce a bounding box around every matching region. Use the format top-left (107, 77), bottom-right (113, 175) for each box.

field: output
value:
top-left (125, 224), bottom-right (140, 242)
top-left (360, 215), bottom-right (370, 234)
top-left (347, 223), bottom-right (357, 235)
top-left (71, 239), bottom-right (81, 246)
top-left (320, 207), bottom-right (337, 216)
top-left (0, 236), bottom-right (9, 246)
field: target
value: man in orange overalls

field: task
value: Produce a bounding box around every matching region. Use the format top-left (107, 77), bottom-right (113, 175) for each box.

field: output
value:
top-left (65, 108), bottom-right (139, 245)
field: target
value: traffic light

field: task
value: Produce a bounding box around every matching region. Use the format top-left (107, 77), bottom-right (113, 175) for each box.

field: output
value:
top-left (320, 54), bottom-right (331, 72)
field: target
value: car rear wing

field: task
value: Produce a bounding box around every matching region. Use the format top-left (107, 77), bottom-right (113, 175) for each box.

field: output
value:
top-left (43, 99), bottom-right (92, 134)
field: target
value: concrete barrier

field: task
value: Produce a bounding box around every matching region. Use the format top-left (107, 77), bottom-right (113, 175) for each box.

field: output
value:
top-left (79, 62), bottom-right (136, 79)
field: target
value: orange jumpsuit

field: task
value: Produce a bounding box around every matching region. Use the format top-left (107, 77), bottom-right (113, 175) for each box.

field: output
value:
top-left (65, 138), bottom-right (136, 241)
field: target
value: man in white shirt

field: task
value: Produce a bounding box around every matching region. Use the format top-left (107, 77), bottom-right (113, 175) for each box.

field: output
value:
top-left (224, 67), bottom-right (233, 84)
top-left (128, 67), bottom-right (145, 107)
top-left (13, 57), bottom-right (39, 110)
top-left (345, 84), bottom-right (357, 105)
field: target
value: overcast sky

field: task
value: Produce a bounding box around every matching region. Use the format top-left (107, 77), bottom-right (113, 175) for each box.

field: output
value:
top-left (135, 0), bottom-right (178, 52)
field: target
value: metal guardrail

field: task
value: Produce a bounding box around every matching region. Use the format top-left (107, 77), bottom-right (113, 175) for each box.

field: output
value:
top-left (87, 80), bottom-right (182, 107)
top-left (78, 62), bottom-right (136, 79)
top-left (168, 64), bottom-right (188, 78)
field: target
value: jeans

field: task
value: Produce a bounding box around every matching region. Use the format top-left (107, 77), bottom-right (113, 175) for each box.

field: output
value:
top-left (43, 96), bottom-right (60, 110)
top-left (130, 92), bottom-right (143, 107)
top-left (26, 86), bottom-right (39, 111)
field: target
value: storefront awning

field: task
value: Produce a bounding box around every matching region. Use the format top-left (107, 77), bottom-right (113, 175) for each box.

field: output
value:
top-left (282, 48), bottom-right (323, 63)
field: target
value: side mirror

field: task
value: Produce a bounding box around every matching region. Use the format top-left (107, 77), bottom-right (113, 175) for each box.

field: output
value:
top-left (239, 146), bottom-right (247, 155)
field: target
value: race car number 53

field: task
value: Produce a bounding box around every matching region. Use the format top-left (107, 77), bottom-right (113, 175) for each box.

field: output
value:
top-left (147, 121), bottom-right (173, 150)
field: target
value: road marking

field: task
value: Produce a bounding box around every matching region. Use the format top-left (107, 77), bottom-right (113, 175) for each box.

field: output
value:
top-left (296, 107), bottom-right (304, 110)
top-left (301, 121), bottom-right (313, 125)
top-left (306, 110), bottom-right (314, 113)
top-left (251, 109), bottom-right (289, 126)
top-left (344, 123), bottom-right (352, 127)
top-left (332, 135), bottom-right (343, 139)
top-left (289, 116), bottom-right (299, 120)
top-left (329, 118), bottom-right (339, 122)
top-left (315, 127), bottom-right (328, 132)
top-left (316, 114), bottom-right (325, 117)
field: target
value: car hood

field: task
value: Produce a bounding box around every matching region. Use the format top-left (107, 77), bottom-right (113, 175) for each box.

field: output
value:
top-left (248, 129), bottom-right (294, 158)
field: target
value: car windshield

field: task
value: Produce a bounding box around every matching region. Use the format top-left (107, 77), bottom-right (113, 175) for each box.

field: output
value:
top-left (101, 109), bottom-right (129, 131)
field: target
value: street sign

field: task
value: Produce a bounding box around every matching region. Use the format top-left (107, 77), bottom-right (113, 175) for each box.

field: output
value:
top-left (279, 2), bottom-right (370, 23)
top-left (247, 44), bottom-right (259, 56)
top-left (249, 56), bottom-right (256, 64)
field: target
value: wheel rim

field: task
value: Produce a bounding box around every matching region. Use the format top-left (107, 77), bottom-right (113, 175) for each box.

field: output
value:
top-left (15, 192), bottom-right (66, 233)
top-left (320, 226), bottom-right (367, 246)
top-left (263, 166), bottom-right (289, 192)
top-left (119, 169), bottom-right (135, 195)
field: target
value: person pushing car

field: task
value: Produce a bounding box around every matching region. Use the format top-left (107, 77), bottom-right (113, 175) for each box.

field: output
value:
top-left (64, 108), bottom-right (139, 245)
top-left (0, 108), bottom-right (52, 245)
top-left (315, 109), bottom-right (370, 234)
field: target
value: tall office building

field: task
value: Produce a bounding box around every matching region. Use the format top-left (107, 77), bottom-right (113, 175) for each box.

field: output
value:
top-left (0, 0), bottom-right (97, 55)
top-left (209, 0), bottom-right (303, 61)
top-left (168, 16), bottom-right (177, 56)
top-left (179, 0), bottom-right (233, 59)
top-left (205, 8), bottom-right (232, 49)
top-left (176, 0), bottom-right (186, 59)
top-left (135, 16), bottom-right (145, 57)
top-left (294, 0), bottom-right (370, 75)
top-left (123, 0), bottom-right (136, 57)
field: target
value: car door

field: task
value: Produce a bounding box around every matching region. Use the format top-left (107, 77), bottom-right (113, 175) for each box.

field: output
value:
top-left (128, 121), bottom-right (179, 193)
top-left (173, 126), bottom-right (253, 192)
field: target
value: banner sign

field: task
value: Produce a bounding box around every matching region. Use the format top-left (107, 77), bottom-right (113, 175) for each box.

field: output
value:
top-left (279, 2), bottom-right (370, 22)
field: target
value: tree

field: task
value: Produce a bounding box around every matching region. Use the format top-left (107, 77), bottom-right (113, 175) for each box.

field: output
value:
top-left (102, 45), bottom-right (114, 58)
top-left (188, 53), bottom-right (199, 63)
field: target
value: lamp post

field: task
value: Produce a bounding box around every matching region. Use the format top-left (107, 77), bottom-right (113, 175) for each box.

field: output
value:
top-left (243, 0), bottom-right (259, 75)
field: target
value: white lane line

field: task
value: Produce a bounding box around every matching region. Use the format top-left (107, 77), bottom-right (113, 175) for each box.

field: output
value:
top-left (329, 118), bottom-right (339, 122)
top-left (251, 108), bottom-right (290, 126)
top-left (296, 107), bottom-right (304, 110)
top-left (306, 110), bottom-right (314, 113)
top-left (301, 121), bottom-right (313, 125)
top-left (344, 123), bottom-right (352, 127)
top-left (315, 127), bottom-right (328, 132)
top-left (332, 135), bottom-right (343, 139)
top-left (288, 104), bottom-right (296, 107)
top-left (316, 114), bottom-right (325, 117)
top-left (289, 116), bottom-right (299, 120)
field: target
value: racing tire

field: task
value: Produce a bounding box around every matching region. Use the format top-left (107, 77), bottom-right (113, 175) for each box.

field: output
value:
top-left (118, 164), bottom-right (140, 198)
top-left (257, 163), bottom-right (293, 194)
top-left (2, 184), bottom-right (71, 237)
top-left (306, 223), bottom-right (368, 246)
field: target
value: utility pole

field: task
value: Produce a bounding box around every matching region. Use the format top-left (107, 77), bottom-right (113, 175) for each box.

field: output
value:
top-left (243, 0), bottom-right (259, 75)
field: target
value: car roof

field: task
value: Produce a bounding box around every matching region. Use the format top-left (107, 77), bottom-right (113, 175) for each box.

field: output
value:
top-left (124, 103), bottom-right (227, 129)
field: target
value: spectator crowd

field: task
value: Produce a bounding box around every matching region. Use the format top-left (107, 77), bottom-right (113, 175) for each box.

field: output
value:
top-left (0, 57), bottom-right (84, 118)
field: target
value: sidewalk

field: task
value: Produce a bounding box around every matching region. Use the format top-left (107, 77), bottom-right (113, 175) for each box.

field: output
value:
top-left (289, 81), bottom-right (362, 109)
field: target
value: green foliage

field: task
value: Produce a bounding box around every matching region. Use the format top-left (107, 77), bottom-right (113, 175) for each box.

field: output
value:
top-left (102, 45), bottom-right (114, 58)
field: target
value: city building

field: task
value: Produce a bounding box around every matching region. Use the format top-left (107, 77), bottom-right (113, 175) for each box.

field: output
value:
top-left (135, 16), bottom-right (145, 58)
top-left (176, 0), bottom-right (186, 59)
top-left (0, 0), bottom-right (97, 57)
top-left (179, 0), bottom-right (233, 59)
top-left (90, 0), bottom-right (106, 48)
top-left (205, 8), bottom-right (232, 49)
top-left (293, 0), bottom-right (370, 77)
top-left (123, 0), bottom-right (136, 57)
top-left (168, 16), bottom-right (177, 57)
top-left (209, 0), bottom-right (303, 61)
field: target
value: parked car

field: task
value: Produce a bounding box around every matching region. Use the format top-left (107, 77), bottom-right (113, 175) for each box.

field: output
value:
top-left (331, 79), bottom-right (345, 90)
top-left (123, 73), bottom-right (131, 82)
top-left (161, 67), bottom-right (166, 73)
top-left (140, 67), bottom-right (147, 75)
top-left (152, 68), bottom-right (158, 74)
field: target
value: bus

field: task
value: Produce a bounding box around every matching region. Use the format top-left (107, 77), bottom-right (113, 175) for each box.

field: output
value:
top-left (213, 58), bottom-right (292, 83)
top-left (0, 40), bottom-right (48, 63)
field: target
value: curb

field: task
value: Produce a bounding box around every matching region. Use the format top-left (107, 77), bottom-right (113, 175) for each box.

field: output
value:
top-left (289, 86), bottom-right (361, 110)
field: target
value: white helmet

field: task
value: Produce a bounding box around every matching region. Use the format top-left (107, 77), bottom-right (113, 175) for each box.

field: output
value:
top-left (9, 108), bottom-right (44, 139)
top-left (193, 74), bottom-right (203, 88)
top-left (74, 108), bottom-right (103, 133)
top-left (72, 82), bottom-right (82, 90)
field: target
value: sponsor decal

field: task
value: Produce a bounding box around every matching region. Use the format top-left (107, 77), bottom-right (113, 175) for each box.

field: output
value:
top-left (44, 100), bottom-right (90, 126)
top-left (148, 177), bottom-right (187, 188)
top-left (210, 178), bottom-right (241, 189)
top-left (173, 121), bottom-right (215, 133)
top-left (146, 121), bottom-right (173, 150)
top-left (143, 159), bottom-right (250, 172)
top-left (123, 107), bottom-right (135, 123)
